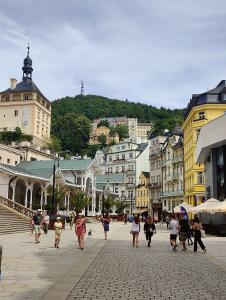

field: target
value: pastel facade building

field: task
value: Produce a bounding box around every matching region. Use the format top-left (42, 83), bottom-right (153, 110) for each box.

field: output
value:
top-left (0, 48), bottom-right (51, 146)
top-left (161, 130), bottom-right (184, 212)
top-left (183, 80), bottom-right (226, 206)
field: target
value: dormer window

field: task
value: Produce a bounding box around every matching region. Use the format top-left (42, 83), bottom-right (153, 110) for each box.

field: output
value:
top-left (24, 95), bottom-right (29, 100)
top-left (223, 94), bottom-right (226, 101)
top-left (199, 111), bottom-right (205, 120)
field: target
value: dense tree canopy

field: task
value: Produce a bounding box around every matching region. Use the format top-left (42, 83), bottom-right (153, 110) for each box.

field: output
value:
top-left (51, 112), bottom-right (91, 155)
top-left (51, 94), bottom-right (183, 155)
top-left (52, 95), bottom-right (183, 132)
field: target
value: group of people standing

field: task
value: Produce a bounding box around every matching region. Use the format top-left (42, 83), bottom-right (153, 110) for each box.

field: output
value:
top-left (169, 214), bottom-right (207, 252)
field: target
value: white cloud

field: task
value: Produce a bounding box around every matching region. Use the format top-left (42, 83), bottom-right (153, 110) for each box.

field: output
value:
top-left (0, 0), bottom-right (226, 108)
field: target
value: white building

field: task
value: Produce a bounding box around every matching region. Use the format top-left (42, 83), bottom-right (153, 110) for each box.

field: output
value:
top-left (96, 141), bottom-right (150, 210)
top-left (161, 131), bottom-right (184, 212)
top-left (149, 135), bottom-right (167, 218)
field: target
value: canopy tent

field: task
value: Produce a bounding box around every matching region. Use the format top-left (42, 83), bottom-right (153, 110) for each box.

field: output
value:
top-left (174, 202), bottom-right (193, 213)
top-left (211, 199), bottom-right (226, 213)
top-left (189, 198), bottom-right (220, 213)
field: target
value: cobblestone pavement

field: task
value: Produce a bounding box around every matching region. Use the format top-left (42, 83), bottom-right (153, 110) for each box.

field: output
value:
top-left (68, 238), bottom-right (226, 300)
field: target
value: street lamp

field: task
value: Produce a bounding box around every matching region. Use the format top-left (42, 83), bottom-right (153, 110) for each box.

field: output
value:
top-left (130, 192), bottom-right (133, 216)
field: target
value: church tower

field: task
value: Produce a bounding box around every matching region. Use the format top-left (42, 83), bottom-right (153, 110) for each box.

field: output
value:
top-left (0, 47), bottom-right (51, 146)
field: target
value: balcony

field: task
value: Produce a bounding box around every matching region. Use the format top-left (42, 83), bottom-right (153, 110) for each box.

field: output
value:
top-left (160, 190), bottom-right (184, 197)
top-left (126, 182), bottom-right (136, 187)
top-left (147, 183), bottom-right (161, 189)
top-left (172, 156), bottom-right (183, 164)
top-left (161, 160), bottom-right (166, 167)
top-left (172, 173), bottom-right (180, 180)
top-left (126, 169), bottom-right (135, 174)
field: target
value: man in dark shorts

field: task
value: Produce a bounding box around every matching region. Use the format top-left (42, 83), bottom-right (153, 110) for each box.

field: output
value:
top-left (33, 210), bottom-right (42, 244)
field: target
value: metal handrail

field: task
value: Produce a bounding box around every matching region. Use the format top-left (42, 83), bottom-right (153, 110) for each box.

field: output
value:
top-left (0, 196), bottom-right (35, 218)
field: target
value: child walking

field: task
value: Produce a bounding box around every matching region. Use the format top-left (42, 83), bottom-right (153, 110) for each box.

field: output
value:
top-left (54, 217), bottom-right (63, 249)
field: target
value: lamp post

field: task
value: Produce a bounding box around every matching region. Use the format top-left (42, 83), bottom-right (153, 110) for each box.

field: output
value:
top-left (130, 192), bottom-right (133, 216)
top-left (102, 185), bottom-right (105, 215)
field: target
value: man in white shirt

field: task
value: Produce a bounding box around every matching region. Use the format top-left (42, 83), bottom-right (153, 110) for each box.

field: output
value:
top-left (169, 214), bottom-right (178, 251)
top-left (43, 213), bottom-right (50, 234)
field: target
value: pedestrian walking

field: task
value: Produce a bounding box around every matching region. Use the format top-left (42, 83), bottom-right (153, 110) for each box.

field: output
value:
top-left (169, 214), bottom-right (178, 251)
top-left (69, 212), bottom-right (75, 230)
top-left (54, 217), bottom-right (63, 248)
top-left (75, 214), bottom-right (86, 250)
top-left (178, 215), bottom-right (190, 251)
top-left (100, 215), bottom-right (110, 240)
top-left (166, 215), bottom-right (170, 229)
top-left (43, 213), bottom-right (50, 234)
top-left (144, 216), bottom-right (156, 247)
top-left (30, 218), bottom-right (34, 236)
top-left (193, 216), bottom-right (207, 253)
top-left (130, 216), bottom-right (140, 247)
top-left (33, 210), bottom-right (42, 244)
top-left (124, 214), bottom-right (128, 225)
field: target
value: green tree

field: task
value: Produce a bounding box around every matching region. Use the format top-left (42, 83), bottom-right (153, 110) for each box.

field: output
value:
top-left (70, 191), bottom-right (91, 215)
top-left (44, 136), bottom-right (61, 154)
top-left (115, 200), bottom-right (128, 215)
top-left (115, 124), bottom-right (129, 141)
top-left (98, 134), bottom-right (107, 148)
top-left (97, 119), bottom-right (110, 128)
top-left (103, 194), bottom-right (115, 214)
top-left (47, 185), bottom-right (66, 211)
top-left (52, 112), bottom-right (91, 155)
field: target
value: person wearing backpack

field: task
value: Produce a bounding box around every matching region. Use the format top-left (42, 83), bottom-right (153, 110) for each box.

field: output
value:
top-left (130, 216), bottom-right (140, 247)
top-left (144, 216), bottom-right (156, 247)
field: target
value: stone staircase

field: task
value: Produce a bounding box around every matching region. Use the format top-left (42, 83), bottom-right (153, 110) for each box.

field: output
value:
top-left (0, 197), bottom-right (34, 235)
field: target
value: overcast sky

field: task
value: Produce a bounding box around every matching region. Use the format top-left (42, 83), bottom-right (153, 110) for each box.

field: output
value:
top-left (0, 0), bottom-right (226, 109)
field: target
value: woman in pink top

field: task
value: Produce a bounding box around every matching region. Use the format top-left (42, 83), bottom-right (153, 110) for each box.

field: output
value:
top-left (75, 214), bottom-right (86, 250)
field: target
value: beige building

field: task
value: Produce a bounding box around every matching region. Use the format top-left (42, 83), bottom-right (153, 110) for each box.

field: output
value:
top-left (136, 172), bottom-right (150, 212)
top-left (92, 117), bottom-right (152, 141)
top-left (0, 47), bottom-right (51, 146)
top-left (89, 126), bottom-right (119, 145)
top-left (0, 142), bottom-right (53, 166)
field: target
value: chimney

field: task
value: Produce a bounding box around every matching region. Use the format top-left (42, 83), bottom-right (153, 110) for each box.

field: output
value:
top-left (10, 78), bottom-right (17, 89)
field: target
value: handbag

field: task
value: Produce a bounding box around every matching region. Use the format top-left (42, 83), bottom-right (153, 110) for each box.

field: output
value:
top-left (200, 229), bottom-right (205, 238)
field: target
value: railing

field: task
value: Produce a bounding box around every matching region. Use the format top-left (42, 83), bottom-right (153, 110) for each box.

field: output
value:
top-left (160, 190), bottom-right (184, 197)
top-left (0, 196), bottom-right (35, 218)
top-left (172, 173), bottom-right (180, 180)
top-left (147, 183), bottom-right (161, 189)
top-left (172, 156), bottom-right (183, 163)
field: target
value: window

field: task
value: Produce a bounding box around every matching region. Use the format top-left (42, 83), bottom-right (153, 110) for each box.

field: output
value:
top-left (122, 166), bottom-right (125, 172)
top-left (116, 167), bottom-right (119, 173)
top-left (122, 146), bottom-right (125, 150)
top-left (196, 128), bottom-right (201, 140)
top-left (197, 172), bottom-right (204, 184)
top-left (116, 155), bottom-right (119, 160)
top-left (7, 159), bottom-right (10, 164)
top-left (15, 161), bottom-right (17, 165)
top-left (0, 156), bottom-right (1, 161)
top-left (122, 154), bottom-right (125, 160)
top-left (199, 111), bottom-right (205, 120)
top-left (129, 152), bottom-right (133, 158)
top-left (14, 110), bottom-right (18, 116)
top-left (24, 95), bottom-right (29, 100)
top-left (37, 125), bottom-right (39, 134)
top-left (109, 156), bottom-right (112, 161)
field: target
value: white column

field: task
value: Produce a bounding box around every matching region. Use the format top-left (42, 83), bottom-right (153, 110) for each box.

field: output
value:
top-left (91, 189), bottom-right (96, 216)
top-left (25, 186), bottom-right (29, 208)
top-left (67, 193), bottom-right (70, 211)
top-left (40, 191), bottom-right (44, 210)
top-left (11, 184), bottom-right (16, 202)
top-left (30, 187), bottom-right (33, 210)
top-left (64, 193), bottom-right (67, 208)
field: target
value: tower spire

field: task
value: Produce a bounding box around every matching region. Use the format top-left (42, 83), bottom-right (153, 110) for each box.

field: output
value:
top-left (81, 80), bottom-right (84, 96)
top-left (22, 45), bottom-right (33, 81)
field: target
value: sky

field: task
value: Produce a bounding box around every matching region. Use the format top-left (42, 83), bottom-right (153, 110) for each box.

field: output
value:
top-left (0, 0), bottom-right (226, 109)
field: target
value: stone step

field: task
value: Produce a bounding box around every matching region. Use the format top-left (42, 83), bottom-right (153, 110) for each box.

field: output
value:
top-left (0, 204), bottom-right (31, 235)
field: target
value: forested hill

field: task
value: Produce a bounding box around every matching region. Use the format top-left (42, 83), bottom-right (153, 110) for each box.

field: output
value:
top-left (52, 94), bottom-right (183, 133)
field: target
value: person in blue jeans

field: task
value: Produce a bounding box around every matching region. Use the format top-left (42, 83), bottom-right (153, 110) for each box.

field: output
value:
top-left (100, 215), bottom-right (110, 240)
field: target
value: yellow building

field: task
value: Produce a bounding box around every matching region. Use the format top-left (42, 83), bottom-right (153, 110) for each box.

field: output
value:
top-left (136, 171), bottom-right (150, 211)
top-left (89, 126), bottom-right (119, 145)
top-left (182, 80), bottom-right (226, 206)
top-left (0, 47), bottom-right (51, 146)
